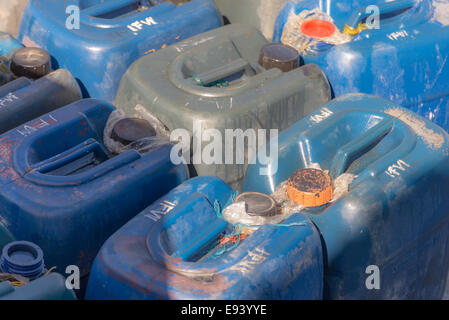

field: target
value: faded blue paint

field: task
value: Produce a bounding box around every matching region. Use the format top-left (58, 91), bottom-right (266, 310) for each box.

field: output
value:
top-left (17, 0), bottom-right (223, 102)
top-left (0, 69), bottom-right (82, 134)
top-left (273, 0), bottom-right (449, 132)
top-left (85, 176), bottom-right (323, 300)
top-left (243, 93), bottom-right (449, 299)
top-left (0, 99), bottom-right (188, 277)
top-left (0, 273), bottom-right (76, 300)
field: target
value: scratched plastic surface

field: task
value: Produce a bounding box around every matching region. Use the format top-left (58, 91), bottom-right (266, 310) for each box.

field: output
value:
top-left (214, 0), bottom-right (288, 39)
top-left (115, 24), bottom-right (331, 189)
top-left (242, 93), bottom-right (449, 299)
top-left (85, 176), bottom-right (323, 300)
top-left (273, 0), bottom-right (449, 132)
top-left (0, 273), bottom-right (76, 300)
top-left (0, 32), bottom-right (23, 84)
top-left (17, 0), bottom-right (223, 102)
top-left (0, 99), bottom-right (188, 277)
top-left (0, 69), bottom-right (82, 134)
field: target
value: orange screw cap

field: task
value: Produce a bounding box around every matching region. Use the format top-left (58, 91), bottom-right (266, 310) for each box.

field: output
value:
top-left (286, 168), bottom-right (333, 207)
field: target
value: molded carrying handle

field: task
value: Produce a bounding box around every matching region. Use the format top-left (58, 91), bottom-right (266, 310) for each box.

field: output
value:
top-left (24, 138), bottom-right (141, 187)
top-left (328, 115), bottom-right (415, 185)
top-left (193, 58), bottom-right (250, 86)
top-left (153, 193), bottom-right (229, 261)
top-left (147, 191), bottom-right (307, 277)
top-left (298, 110), bottom-right (415, 185)
top-left (168, 40), bottom-right (282, 98)
top-left (330, 117), bottom-right (394, 178)
top-left (171, 219), bottom-right (228, 261)
top-left (80, 0), bottom-right (172, 28)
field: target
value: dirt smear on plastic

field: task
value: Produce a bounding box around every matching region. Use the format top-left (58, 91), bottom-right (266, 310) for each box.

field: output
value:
top-left (385, 108), bottom-right (445, 150)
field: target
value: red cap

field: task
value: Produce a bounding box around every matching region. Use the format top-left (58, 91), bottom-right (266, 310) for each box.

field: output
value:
top-left (300, 19), bottom-right (336, 38)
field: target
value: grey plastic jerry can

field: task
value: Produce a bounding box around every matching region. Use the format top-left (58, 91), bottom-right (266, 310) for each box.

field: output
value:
top-left (115, 24), bottom-right (331, 188)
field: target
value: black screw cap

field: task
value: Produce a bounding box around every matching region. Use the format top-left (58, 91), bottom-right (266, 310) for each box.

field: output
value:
top-left (111, 118), bottom-right (157, 145)
top-left (258, 43), bottom-right (300, 72)
top-left (234, 192), bottom-right (277, 217)
top-left (10, 47), bottom-right (52, 79)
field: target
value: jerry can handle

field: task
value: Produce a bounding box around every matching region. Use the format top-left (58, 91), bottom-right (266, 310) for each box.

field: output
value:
top-left (169, 54), bottom-right (283, 97)
top-left (80, 0), bottom-right (171, 28)
top-left (329, 117), bottom-right (394, 179)
top-left (192, 58), bottom-right (250, 86)
top-left (30, 138), bottom-right (103, 173)
top-left (148, 208), bottom-right (307, 277)
top-left (350, 125), bottom-right (416, 188)
top-left (171, 219), bottom-right (229, 261)
top-left (345, 0), bottom-right (416, 32)
top-left (23, 139), bottom-right (141, 187)
top-left (329, 115), bottom-right (416, 185)
top-left (152, 192), bottom-right (229, 262)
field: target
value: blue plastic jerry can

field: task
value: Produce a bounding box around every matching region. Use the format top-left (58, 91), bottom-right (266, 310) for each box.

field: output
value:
top-left (85, 176), bottom-right (323, 300)
top-left (0, 273), bottom-right (76, 300)
top-left (0, 240), bottom-right (76, 300)
top-left (273, 0), bottom-right (449, 133)
top-left (0, 98), bottom-right (188, 279)
top-left (17, 0), bottom-right (224, 102)
top-left (0, 69), bottom-right (82, 134)
top-left (242, 93), bottom-right (449, 299)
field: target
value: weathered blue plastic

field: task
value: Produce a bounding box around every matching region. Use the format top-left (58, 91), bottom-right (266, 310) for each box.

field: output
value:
top-left (17, 0), bottom-right (223, 101)
top-left (1, 241), bottom-right (45, 280)
top-left (85, 176), bottom-right (323, 300)
top-left (273, 0), bottom-right (449, 132)
top-left (242, 93), bottom-right (449, 299)
top-left (0, 32), bottom-right (23, 84)
top-left (0, 69), bottom-right (82, 134)
top-left (0, 98), bottom-right (189, 277)
top-left (0, 226), bottom-right (14, 252)
top-left (0, 273), bottom-right (76, 300)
